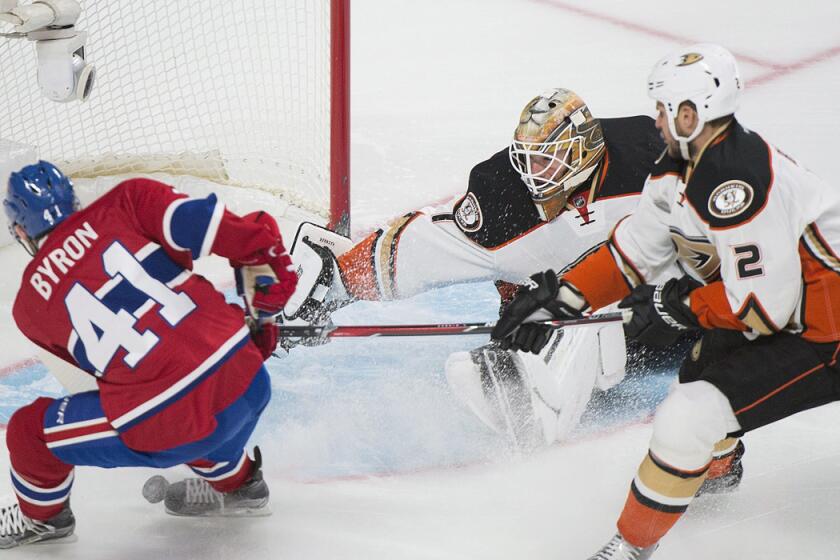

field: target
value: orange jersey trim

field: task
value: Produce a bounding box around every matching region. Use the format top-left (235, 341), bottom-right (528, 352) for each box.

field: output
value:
top-left (735, 359), bottom-right (831, 416)
top-left (648, 170), bottom-right (682, 182)
top-left (689, 281), bottom-right (747, 331)
top-left (797, 240), bottom-right (840, 342)
top-left (338, 231), bottom-right (381, 300)
top-left (563, 244), bottom-right (631, 310)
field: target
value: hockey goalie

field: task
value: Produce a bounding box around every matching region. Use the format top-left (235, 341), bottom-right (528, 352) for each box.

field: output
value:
top-left (282, 88), bottom-right (681, 448)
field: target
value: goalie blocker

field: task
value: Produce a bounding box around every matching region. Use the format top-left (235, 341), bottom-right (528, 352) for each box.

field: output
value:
top-left (279, 222), bottom-right (354, 348)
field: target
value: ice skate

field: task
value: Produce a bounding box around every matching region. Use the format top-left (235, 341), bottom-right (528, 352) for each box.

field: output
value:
top-left (0, 501), bottom-right (75, 549)
top-left (162, 448), bottom-right (270, 517)
top-left (587, 533), bottom-right (657, 560)
top-left (696, 440), bottom-right (745, 496)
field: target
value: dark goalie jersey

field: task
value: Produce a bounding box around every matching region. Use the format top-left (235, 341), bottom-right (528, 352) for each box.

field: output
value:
top-left (447, 116), bottom-right (663, 250)
top-left (336, 116), bottom-right (666, 301)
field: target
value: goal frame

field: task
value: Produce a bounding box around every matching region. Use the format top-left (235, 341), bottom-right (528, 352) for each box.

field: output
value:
top-left (330, 0), bottom-right (351, 236)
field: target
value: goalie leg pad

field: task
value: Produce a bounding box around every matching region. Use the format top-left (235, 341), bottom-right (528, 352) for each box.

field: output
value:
top-left (447, 324), bottom-right (622, 449)
top-left (445, 343), bottom-right (542, 450)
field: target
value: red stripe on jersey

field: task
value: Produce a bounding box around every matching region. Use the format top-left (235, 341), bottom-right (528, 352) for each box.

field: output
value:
top-left (43, 418), bottom-right (112, 444)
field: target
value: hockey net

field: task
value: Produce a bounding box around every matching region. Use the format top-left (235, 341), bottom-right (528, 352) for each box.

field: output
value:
top-left (0, 0), bottom-right (349, 232)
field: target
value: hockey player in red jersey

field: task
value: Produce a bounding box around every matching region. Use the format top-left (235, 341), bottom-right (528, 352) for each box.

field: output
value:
top-left (0, 162), bottom-right (297, 548)
top-left (492, 44), bottom-right (840, 559)
top-left (282, 88), bottom-right (677, 449)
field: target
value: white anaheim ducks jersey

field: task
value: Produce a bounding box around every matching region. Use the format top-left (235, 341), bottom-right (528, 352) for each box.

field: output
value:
top-left (337, 116), bottom-right (667, 300)
top-left (604, 119), bottom-right (840, 342)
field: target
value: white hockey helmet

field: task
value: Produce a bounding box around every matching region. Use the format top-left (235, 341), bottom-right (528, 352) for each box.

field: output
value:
top-left (647, 43), bottom-right (743, 159)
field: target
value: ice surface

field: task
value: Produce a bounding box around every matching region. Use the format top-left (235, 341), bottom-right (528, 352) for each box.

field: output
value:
top-left (2, 0), bottom-right (840, 558)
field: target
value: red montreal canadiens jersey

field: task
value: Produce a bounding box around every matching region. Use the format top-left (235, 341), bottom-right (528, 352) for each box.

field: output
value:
top-left (12, 179), bottom-right (266, 451)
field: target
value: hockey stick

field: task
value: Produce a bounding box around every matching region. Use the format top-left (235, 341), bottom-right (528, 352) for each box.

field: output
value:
top-left (276, 311), bottom-right (627, 339)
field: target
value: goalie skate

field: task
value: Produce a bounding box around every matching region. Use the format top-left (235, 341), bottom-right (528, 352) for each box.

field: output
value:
top-left (0, 501), bottom-right (75, 549)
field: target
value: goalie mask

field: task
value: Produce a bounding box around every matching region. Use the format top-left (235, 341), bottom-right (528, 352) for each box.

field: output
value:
top-left (508, 89), bottom-right (605, 221)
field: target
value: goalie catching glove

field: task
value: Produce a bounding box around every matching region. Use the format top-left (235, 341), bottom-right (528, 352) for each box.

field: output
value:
top-left (491, 269), bottom-right (590, 354)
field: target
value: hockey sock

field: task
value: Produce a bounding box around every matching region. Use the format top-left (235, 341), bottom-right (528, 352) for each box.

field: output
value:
top-left (6, 398), bottom-right (75, 520)
top-left (616, 450), bottom-right (709, 548)
top-left (188, 452), bottom-right (254, 494)
top-left (705, 438), bottom-right (742, 480)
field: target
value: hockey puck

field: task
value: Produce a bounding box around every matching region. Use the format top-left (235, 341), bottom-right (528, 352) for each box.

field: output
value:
top-left (142, 475), bottom-right (170, 504)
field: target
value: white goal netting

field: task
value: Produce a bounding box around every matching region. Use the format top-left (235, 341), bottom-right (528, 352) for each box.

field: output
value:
top-left (0, 0), bottom-right (336, 220)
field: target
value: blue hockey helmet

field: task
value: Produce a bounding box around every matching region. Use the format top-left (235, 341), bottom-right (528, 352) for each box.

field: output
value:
top-left (4, 161), bottom-right (79, 245)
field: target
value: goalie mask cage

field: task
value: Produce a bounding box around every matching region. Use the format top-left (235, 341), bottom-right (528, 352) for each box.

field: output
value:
top-left (0, 0), bottom-right (351, 234)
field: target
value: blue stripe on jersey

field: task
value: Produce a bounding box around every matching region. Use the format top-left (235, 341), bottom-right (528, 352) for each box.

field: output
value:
top-left (139, 246), bottom-right (184, 284)
top-left (165, 194), bottom-right (221, 259)
top-left (44, 391), bottom-right (105, 429)
top-left (100, 281), bottom-right (149, 315)
top-left (71, 339), bottom-right (97, 374)
top-left (11, 473), bottom-right (73, 503)
top-left (114, 332), bottom-right (251, 433)
top-left (98, 247), bottom-right (186, 317)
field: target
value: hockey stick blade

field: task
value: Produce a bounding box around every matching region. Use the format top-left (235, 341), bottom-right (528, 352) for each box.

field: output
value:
top-left (276, 311), bottom-right (627, 339)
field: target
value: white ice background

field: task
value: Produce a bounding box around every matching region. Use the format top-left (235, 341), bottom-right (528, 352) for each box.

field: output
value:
top-left (2, 0), bottom-right (840, 558)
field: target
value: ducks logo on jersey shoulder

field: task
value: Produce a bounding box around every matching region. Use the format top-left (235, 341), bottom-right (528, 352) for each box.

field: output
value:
top-left (455, 192), bottom-right (483, 232)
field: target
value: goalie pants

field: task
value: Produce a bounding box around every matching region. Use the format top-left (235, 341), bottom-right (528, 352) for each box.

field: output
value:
top-left (617, 330), bottom-right (840, 548)
top-left (6, 366), bottom-right (270, 521)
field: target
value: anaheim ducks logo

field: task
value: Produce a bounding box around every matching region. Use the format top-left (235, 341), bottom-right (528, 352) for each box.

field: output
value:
top-left (455, 192), bottom-right (483, 232)
top-left (677, 53), bottom-right (704, 66)
top-left (575, 112), bottom-right (604, 150)
top-left (708, 180), bottom-right (754, 219)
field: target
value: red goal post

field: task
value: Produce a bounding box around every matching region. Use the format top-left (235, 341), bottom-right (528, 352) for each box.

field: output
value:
top-left (330, 0), bottom-right (351, 235)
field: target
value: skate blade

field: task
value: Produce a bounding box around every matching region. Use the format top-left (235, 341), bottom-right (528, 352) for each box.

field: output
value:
top-left (32, 533), bottom-right (79, 546)
top-left (164, 505), bottom-right (272, 518)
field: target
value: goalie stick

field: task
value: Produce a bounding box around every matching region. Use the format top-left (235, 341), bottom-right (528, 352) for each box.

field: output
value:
top-left (276, 311), bottom-right (628, 339)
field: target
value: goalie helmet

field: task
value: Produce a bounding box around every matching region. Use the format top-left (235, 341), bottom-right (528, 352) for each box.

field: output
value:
top-left (647, 43), bottom-right (743, 159)
top-left (508, 88), bottom-right (605, 221)
top-left (4, 160), bottom-right (79, 255)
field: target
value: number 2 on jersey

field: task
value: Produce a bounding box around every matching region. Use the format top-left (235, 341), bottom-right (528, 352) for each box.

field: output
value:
top-left (65, 242), bottom-right (196, 373)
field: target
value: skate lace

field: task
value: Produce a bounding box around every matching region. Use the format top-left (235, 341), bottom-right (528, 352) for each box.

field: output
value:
top-left (0, 504), bottom-right (26, 537)
top-left (591, 535), bottom-right (641, 560)
top-left (185, 478), bottom-right (223, 505)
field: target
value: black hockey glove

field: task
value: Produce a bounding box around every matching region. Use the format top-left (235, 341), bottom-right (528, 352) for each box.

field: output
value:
top-left (618, 276), bottom-right (701, 348)
top-left (491, 270), bottom-right (584, 354)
